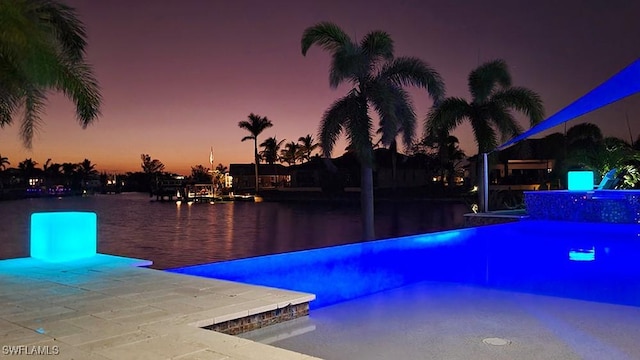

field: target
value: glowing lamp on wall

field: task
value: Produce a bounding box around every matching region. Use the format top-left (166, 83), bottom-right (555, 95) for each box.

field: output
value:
top-left (567, 171), bottom-right (594, 191)
top-left (30, 212), bottom-right (97, 262)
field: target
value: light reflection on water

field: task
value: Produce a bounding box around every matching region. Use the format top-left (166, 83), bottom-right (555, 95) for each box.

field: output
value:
top-left (0, 193), bottom-right (469, 269)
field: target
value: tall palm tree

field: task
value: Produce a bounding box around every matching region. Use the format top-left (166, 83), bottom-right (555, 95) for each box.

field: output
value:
top-left (427, 59), bottom-right (544, 155)
top-left (298, 134), bottom-right (319, 162)
top-left (302, 22), bottom-right (444, 239)
top-left (238, 113), bottom-right (273, 193)
top-left (260, 136), bottom-right (285, 165)
top-left (0, 0), bottom-right (102, 148)
top-left (426, 59), bottom-right (544, 209)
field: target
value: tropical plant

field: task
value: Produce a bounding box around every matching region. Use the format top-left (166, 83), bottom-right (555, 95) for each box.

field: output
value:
top-left (297, 134), bottom-right (319, 162)
top-left (42, 158), bottom-right (61, 185)
top-left (190, 165), bottom-right (210, 183)
top-left (18, 158), bottom-right (40, 185)
top-left (280, 141), bottom-right (301, 165)
top-left (140, 154), bottom-right (165, 194)
top-left (565, 134), bottom-right (640, 188)
top-left (0, 0), bottom-right (102, 148)
top-left (302, 21), bottom-right (444, 239)
top-left (427, 59), bottom-right (544, 155)
top-left (426, 59), bottom-right (544, 209)
top-left (77, 158), bottom-right (97, 188)
top-left (566, 122), bottom-right (603, 150)
top-left (0, 153), bottom-right (8, 195)
top-left (424, 133), bottom-right (466, 187)
top-left (259, 136), bottom-right (285, 164)
top-left (18, 158), bottom-right (38, 173)
top-left (61, 162), bottom-right (78, 178)
top-left (140, 154), bottom-right (165, 174)
top-left (215, 163), bottom-right (228, 173)
top-left (60, 162), bottom-right (81, 188)
top-left (238, 113), bottom-right (273, 193)
top-left (213, 163), bottom-right (228, 189)
top-left (0, 154), bottom-right (10, 171)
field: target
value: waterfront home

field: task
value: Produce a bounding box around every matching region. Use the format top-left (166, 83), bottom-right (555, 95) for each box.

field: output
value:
top-left (229, 164), bottom-right (290, 192)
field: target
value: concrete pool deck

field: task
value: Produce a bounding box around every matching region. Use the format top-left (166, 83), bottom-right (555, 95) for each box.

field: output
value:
top-left (0, 255), bottom-right (319, 360)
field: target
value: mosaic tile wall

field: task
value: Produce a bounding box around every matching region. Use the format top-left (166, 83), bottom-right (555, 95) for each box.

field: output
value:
top-left (205, 302), bottom-right (310, 335)
top-left (524, 190), bottom-right (640, 224)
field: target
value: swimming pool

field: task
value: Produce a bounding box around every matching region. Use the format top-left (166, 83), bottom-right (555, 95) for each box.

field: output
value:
top-left (169, 220), bottom-right (640, 310)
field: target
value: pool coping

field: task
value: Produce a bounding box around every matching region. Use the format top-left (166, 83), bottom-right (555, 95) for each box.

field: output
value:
top-left (0, 254), bottom-right (320, 360)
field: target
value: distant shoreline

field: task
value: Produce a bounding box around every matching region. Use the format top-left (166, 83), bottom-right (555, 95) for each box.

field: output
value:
top-left (0, 188), bottom-right (473, 206)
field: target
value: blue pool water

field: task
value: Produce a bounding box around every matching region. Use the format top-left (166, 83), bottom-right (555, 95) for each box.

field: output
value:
top-left (169, 220), bottom-right (640, 309)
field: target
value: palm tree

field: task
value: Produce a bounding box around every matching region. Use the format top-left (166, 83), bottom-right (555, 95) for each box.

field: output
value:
top-left (190, 165), bottom-right (210, 183)
top-left (140, 154), bottom-right (165, 174)
top-left (440, 135), bottom-right (466, 187)
top-left (298, 134), bottom-right (319, 162)
top-left (61, 162), bottom-right (79, 188)
top-left (566, 122), bottom-right (603, 150)
top-left (18, 158), bottom-right (39, 186)
top-left (215, 163), bottom-right (228, 173)
top-left (238, 113), bottom-right (273, 193)
top-left (78, 158), bottom-right (98, 189)
top-left (212, 163), bottom-right (228, 190)
top-left (427, 59), bottom-right (544, 155)
top-left (280, 141), bottom-right (301, 165)
top-left (43, 158), bottom-right (62, 186)
top-left (0, 154), bottom-right (9, 171)
top-left (140, 154), bottom-right (165, 193)
top-left (0, 153), bottom-right (9, 195)
top-left (260, 136), bottom-right (285, 164)
top-left (0, 0), bottom-right (102, 148)
top-left (302, 22), bottom-right (444, 239)
top-left (426, 59), bottom-right (544, 209)
top-left (560, 123), bottom-right (640, 187)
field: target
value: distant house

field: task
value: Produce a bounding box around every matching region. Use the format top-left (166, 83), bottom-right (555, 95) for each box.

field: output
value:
top-left (286, 148), bottom-right (438, 191)
top-left (371, 148), bottom-right (434, 189)
top-left (229, 164), bottom-right (290, 192)
top-left (466, 138), bottom-right (556, 190)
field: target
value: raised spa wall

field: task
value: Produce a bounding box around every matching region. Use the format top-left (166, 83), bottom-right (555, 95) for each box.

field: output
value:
top-left (524, 190), bottom-right (640, 224)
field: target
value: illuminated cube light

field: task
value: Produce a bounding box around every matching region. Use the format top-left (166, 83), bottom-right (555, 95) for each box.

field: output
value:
top-left (568, 171), bottom-right (594, 191)
top-left (30, 212), bottom-right (97, 262)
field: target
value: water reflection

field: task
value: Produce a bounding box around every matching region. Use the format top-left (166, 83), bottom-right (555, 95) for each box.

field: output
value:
top-left (0, 193), bottom-right (469, 269)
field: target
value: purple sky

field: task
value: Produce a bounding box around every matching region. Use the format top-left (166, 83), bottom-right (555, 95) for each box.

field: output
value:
top-left (1, 0), bottom-right (638, 175)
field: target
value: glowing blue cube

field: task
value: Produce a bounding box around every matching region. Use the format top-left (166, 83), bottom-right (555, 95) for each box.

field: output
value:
top-left (568, 171), bottom-right (594, 191)
top-left (30, 212), bottom-right (97, 262)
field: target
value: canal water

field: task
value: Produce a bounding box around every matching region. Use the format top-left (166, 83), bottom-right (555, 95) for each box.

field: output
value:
top-left (0, 192), bottom-right (469, 269)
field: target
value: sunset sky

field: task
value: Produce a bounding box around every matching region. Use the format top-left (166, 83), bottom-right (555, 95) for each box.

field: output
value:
top-left (1, 0), bottom-right (638, 175)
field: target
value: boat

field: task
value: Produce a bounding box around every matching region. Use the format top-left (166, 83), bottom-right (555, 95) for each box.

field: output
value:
top-left (181, 183), bottom-right (219, 203)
